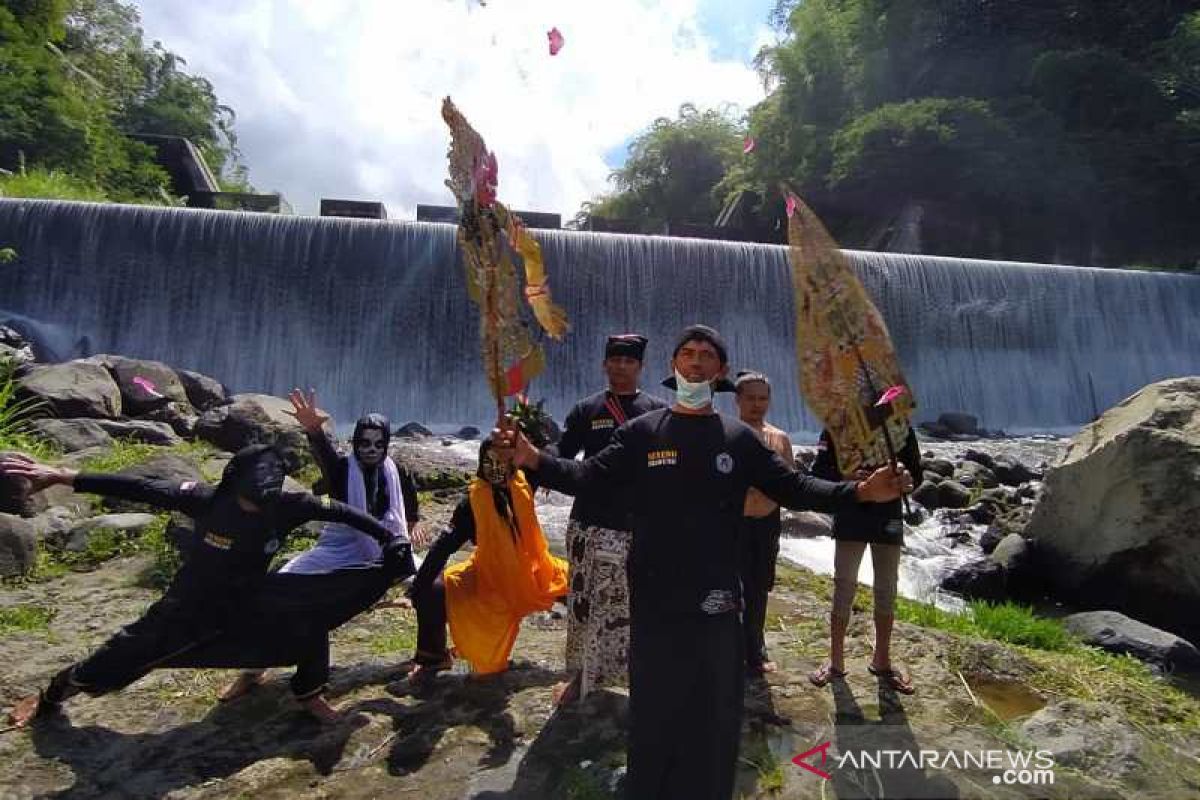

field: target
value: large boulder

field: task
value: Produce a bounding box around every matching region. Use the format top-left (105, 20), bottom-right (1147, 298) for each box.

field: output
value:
top-left (86, 355), bottom-right (189, 415)
top-left (1062, 611), bottom-right (1200, 671)
top-left (139, 401), bottom-right (199, 437)
top-left (0, 513), bottom-right (37, 576)
top-left (194, 393), bottom-right (314, 469)
top-left (0, 449), bottom-right (47, 516)
top-left (1020, 700), bottom-right (1143, 780)
top-left (0, 324), bottom-right (35, 367)
top-left (91, 453), bottom-right (204, 513)
top-left (1025, 377), bottom-right (1200, 639)
top-left (937, 412), bottom-right (979, 436)
top-left (991, 457), bottom-right (1041, 487)
top-left (64, 512), bottom-right (160, 552)
top-left (177, 369), bottom-right (228, 411)
top-left (954, 460), bottom-right (999, 489)
top-left (17, 361), bottom-right (121, 418)
top-left (94, 419), bottom-right (183, 447)
top-left (27, 419), bottom-right (114, 452)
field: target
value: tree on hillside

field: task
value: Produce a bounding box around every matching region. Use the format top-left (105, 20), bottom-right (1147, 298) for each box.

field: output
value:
top-left (0, 0), bottom-right (251, 201)
top-left (729, 0), bottom-right (1200, 268)
top-left (574, 104), bottom-right (744, 232)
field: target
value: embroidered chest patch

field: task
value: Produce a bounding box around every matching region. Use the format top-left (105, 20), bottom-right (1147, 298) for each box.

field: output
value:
top-left (591, 417), bottom-right (616, 430)
top-left (647, 449), bottom-right (678, 468)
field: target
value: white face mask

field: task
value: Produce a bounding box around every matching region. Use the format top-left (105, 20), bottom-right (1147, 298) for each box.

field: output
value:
top-left (674, 369), bottom-right (714, 409)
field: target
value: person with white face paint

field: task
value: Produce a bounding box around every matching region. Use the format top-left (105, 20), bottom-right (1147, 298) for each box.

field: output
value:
top-left (218, 389), bottom-right (421, 705)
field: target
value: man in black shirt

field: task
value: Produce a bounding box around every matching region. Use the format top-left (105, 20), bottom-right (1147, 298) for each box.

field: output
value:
top-left (494, 324), bottom-right (912, 800)
top-left (547, 333), bottom-right (666, 704)
top-left (1, 445), bottom-right (414, 727)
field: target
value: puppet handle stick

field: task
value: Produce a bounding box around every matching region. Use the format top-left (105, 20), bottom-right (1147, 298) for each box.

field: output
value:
top-left (852, 347), bottom-right (912, 517)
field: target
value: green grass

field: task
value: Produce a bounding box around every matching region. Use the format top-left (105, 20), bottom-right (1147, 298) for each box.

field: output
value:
top-left (1026, 646), bottom-right (1200, 731)
top-left (0, 168), bottom-right (109, 202)
top-left (369, 622), bottom-right (418, 656)
top-left (970, 601), bottom-right (1073, 651)
top-left (894, 597), bottom-right (1075, 652)
top-left (4, 513), bottom-right (180, 587)
top-left (134, 514), bottom-right (181, 589)
top-left (79, 440), bottom-right (163, 473)
top-left (0, 604), bottom-right (55, 636)
top-left (738, 734), bottom-right (786, 795)
top-left (0, 357), bottom-right (58, 459)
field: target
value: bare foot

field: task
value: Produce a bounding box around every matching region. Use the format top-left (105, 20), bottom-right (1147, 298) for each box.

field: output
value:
top-left (552, 676), bottom-right (580, 707)
top-left (299, 695), bottom-right (342, 724)
top-left (6, 694), bottom-right (45, 728)
top-left (218, 671), bottom-right (267, 702)
top-left (759, 661), bottom-right (778, 674)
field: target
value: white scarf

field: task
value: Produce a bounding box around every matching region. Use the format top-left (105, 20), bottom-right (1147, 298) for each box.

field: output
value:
top-left (280, 455), bottom-right (408, 574)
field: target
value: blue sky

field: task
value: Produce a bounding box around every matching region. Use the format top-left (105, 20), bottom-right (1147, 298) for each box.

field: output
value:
top-left (133, 0), bottom-right (776, 216)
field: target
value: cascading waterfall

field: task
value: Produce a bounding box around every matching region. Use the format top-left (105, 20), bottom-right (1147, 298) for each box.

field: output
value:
top-left (3, 198), bottom-right (1198, 434)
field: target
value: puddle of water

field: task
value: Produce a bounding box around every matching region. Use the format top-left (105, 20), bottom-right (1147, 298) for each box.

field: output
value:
top-left (966, 677), bottom-right (1046, 720)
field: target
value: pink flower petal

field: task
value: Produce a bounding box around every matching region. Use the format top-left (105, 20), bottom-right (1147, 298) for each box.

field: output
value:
top-left (875, 384), bottom-right (907, 406)
top-left (785, 194), bottom-right (797, 218)
top-left (743, 136), bottom-right (755, 154)
top-left (132, 376), bottom-right (165, 399)
top-left (547, 27), bottom-right (564, 56)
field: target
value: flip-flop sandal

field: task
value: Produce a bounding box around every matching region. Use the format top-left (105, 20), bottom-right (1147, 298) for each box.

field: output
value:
top-left (808, 664), bottom-right (848, 687)
top-left (868, 664), bottom-right (915, 695)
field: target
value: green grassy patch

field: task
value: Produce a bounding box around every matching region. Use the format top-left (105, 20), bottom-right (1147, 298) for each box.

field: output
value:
top-left (895, 597), bottom-right (1074, 652)
top-left (1026, 646), bottom-right (1200, 731)
top-left (369, 621), bottom-right (418, 656)
top-left (738, 734), bottom-right (786, 795)
top-left (0, 357), bottom-right (58, 460)
top-left (134, 514), bottom-right (181, 589)
top-left (0, 604), bottom-right (55, 636)
top-left (79, 440), bottom-right (163, 474)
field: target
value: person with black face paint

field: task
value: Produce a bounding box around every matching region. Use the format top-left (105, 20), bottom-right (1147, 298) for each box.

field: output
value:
top-left (548, 333), bottom-right (667, 706)
top-left (0, 445), bottom-right (414, 727)
top-left (218, 389), bottom-right (420, 703)
top-left (405, 440), bottom-right (568, 681)
top-left (493, 324), bottom-right (913, 800)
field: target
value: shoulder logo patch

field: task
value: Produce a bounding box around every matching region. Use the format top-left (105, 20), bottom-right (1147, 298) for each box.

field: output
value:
top-left (715, 452), bottom-right (734, 474)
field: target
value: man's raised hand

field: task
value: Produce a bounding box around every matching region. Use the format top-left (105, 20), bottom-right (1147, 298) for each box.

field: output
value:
top-left (285, 387), bottom-right (330, 433)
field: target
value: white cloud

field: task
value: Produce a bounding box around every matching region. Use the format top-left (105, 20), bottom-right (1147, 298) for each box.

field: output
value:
top-left (132, 0), bottom-right (767, 218)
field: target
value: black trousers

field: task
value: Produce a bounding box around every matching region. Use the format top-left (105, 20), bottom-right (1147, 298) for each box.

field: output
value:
top-left (738, 512), bottom-right (781, 669)
top-left (626, 610), bottom-right (744, 800)
top-left (52, 564), bottom-right (395, 702)
top-left (412, 575), bottom-right (451, 665)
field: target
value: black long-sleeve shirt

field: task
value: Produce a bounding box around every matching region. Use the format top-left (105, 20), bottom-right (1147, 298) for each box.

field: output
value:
top-left (306, 430), bottom-right (420, 522)
top-left (546, 389), bottom-right (668, 530)
top-left (533, 409), bottom-right (864, 615)
top-left (73, 473), bottom-right (395, 601)
top-left (408, 497), bottom-right (475, 599)
top-left (809, 428), bottom-right (923, 544)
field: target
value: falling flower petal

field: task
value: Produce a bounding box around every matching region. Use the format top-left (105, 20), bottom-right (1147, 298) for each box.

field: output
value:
top-left (547, 27), bottom-right (564, 56)
top-left (875, 384), bottom-right (907, 406)
top-left (132, 376), bottom-right (164, 399)
top-left (785, 194), bottom-right (797, 218)
top-left (743, 136), bottom-right (756, 154)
